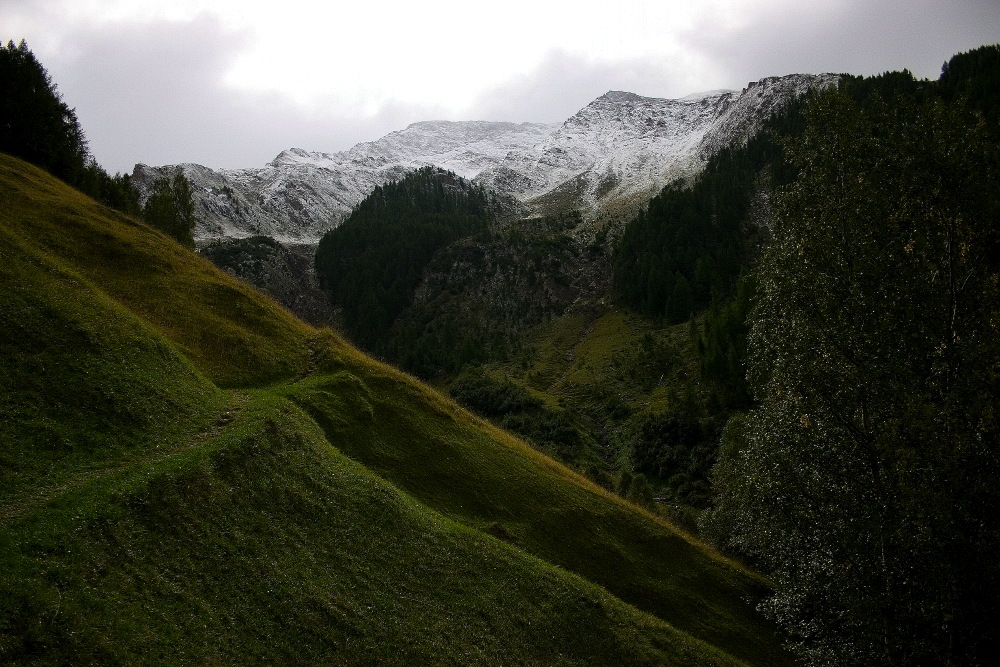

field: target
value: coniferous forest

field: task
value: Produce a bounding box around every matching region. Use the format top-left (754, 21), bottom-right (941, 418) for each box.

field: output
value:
top-left (314, 167), bottom-right (496, 356)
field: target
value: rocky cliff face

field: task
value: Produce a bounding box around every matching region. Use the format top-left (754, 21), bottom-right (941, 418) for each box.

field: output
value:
top-left (133, 73), bottom-right (837, 242)
top-left (197, 236), bottom-right (334, 326)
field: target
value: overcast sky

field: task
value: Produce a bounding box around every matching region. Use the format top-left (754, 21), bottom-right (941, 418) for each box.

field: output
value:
top-left (2, 0), bottom-right (997, 174)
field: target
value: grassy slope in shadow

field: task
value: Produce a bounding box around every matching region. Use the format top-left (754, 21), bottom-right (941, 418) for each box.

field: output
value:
top-left (0, 154), bottom-right (791, 665)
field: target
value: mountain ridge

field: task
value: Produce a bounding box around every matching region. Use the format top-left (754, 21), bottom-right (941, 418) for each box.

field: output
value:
top-left (478, 73), bottom-right (838, 216)
top-left (134, 73), bottom-right (838, 243)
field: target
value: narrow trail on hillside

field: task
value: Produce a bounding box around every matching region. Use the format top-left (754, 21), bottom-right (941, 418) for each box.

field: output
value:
top-left (0, 392), bottom-right (251, 525)
top-left (292, 334), bottom-right (325, 384)
top-left (552, 306), bottom-right (603, 390)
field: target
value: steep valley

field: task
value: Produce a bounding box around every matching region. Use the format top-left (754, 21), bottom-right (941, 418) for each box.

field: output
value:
top-left (7, 34), bottom-right (1000, 665)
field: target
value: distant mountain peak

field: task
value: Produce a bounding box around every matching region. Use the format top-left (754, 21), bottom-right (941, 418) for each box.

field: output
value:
top-left (680, 88), bottom-right (737, 101)
top-left (596, 90), bottom-right (644, 103)
top-left (270, 147), bottom-right (325, 166)
top-left (477, 72), bottom-right (838, 216)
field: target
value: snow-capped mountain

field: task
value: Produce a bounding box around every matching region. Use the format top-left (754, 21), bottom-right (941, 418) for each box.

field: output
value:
top-left (133, 73), bottom-right (837, 243)
top-left (476, 73), bottom-right (838, 214)
top-left (132, 121), bottom-right (556, 243)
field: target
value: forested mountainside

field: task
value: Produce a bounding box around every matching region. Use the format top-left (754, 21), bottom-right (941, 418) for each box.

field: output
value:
top-left (703, 54), bottom-right (1000, 665)
top-left (312, 45), bottom-right (1000, 665)
top-left (312, 81), bottom-right (820, 512)
top-left (314, 167), bottom-right (505, 353)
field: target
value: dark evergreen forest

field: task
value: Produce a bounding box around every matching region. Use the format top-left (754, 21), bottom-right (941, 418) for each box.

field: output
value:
top-left (314, 167), bottom-right (496, 357)
top-left (698, 46), bottom-right (1000, 666)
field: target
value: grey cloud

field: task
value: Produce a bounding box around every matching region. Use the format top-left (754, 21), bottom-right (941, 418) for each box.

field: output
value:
top-left (40, 15), bottom-right (451, 173)
top-left (466, 49), bottom-right (705, 124)
top-left (469, 1), bottom-right (998, 128)
top-left (681, 0), bottom-right (1000, 86)
top-left (9, 0), bottom-right (998, 175)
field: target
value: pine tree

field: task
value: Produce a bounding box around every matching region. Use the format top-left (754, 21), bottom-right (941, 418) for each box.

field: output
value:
top-left (0, 40), bottom-right (88, 183)
top-left (142, 171), bottom-right (196, 248)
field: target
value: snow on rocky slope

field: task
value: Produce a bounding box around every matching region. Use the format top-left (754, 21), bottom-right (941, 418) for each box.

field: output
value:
top-left (133, 74), bottom-right (837, 243)
top-left (132, 121), bottom-right (556, 243)
top-left (476, 73), bottom-right (839, 215)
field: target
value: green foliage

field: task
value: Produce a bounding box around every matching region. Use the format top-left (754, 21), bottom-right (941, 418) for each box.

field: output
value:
top-left (79, 164), bottom-right (142, 216)
top-left (625, 472), bottom-right (656, 509)
top-left (386, 210), bottom-right (594, 378)
top-left (705, 84), bottom-right (1000, 665)
top-left (315, 167), bottom-right (495, 353)
top-left (937, 44), bottom-right (1000, 127)
top-left (449, 366), bottom-right (544, 416)
top-left (616, 468), bottom-right (634, 498)
top-left (627, 411), bottom-right (718, 508)
top-left (448, 367), bottom-right (588, 464)
top-left (465, 299), bottom-right (728, 514)
top-left (143, 171), bottom-right (196, 248)
top-left (696, 273), bottom-right (756, 410)
top-left (202, 234), bottom-right (282, 263)
top-left (317, 191), bottom-right (592, 381)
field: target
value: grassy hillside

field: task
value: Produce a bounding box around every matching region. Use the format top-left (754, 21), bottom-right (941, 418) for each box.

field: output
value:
top-left (0, 153), bottom-right (791, 665)
top-left (0, 154), bottom-right (313, 388)
top-left (0, 226), bottom-right (226, 508)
